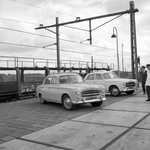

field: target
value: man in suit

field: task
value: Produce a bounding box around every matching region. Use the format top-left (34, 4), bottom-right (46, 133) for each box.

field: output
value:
top-left (145, 64), bottom-right (150, 101)
top-left (138, 66), bottom-right (146, 94)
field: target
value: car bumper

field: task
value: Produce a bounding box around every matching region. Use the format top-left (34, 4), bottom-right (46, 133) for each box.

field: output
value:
top-left (72, 97), bottom-right (106, 104)
top-left (122, 86), bottom-right (138, 92)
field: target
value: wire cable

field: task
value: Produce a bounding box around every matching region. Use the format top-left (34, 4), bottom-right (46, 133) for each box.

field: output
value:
top-left (0, 26), bottom-right (56, 39)
top-left (0, 17), bottom-right (38, 25)
top-left (63, 25), bottom-right (89, 32)
top-left (0, 41), bottom-right (131, 60)
top-left (92, 14), bottom-right (123, 31)
top-left (8, 0), bottom-right (76, 18)
top-left (0, 41), bottom-right (90, 54)
top-left (0, 26), bottom-right (130, 54)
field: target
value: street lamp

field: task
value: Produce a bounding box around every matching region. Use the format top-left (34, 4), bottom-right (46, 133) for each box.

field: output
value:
top-left (111, 27), bottom-right (120, 77)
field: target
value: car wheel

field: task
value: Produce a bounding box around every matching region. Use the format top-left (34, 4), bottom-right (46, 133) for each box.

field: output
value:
top-left (91, 101), bottom-right (103, 107)
top-left (110, 86), bottom-right (120, 96)
top-left (62, 95), bottom-right (76, 110)
top-left (39, 94), bottom-right (47, 104)
top-left (126, 90), bottom-right (134, 95)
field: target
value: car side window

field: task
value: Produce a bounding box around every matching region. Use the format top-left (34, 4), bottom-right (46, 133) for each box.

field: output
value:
top-left (95, 74), bottom-right (103, 80)
top-left (44, 76), bottom-right (52, 84)
top-left (51, 76), bottom-right (58, 84)
top-left (86, 74), bottom-right (95, 80)
top-left (103, 73), bottom-right (110, 79)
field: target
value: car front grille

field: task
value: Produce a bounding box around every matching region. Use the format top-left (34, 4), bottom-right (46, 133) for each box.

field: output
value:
top-left (126, 82), bottom-right (135, 87)
top-left (82, 90), bottom-right (100, 97)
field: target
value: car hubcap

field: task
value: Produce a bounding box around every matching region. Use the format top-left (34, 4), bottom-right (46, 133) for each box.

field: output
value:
top-left (112, 88), bottom-right (119, 95)
top-left (64, 98), bottom-right (72, 108)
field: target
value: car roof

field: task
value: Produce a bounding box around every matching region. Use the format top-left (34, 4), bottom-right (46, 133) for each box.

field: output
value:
top-left (88, 71), bottom-right (112, 74)
top-left (47, 72), bottom-right (79, 77)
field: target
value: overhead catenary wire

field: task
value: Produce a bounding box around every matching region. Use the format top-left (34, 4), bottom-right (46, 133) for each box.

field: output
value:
top-left (92, 14), bottom-right (123, 31)
top-left (8, 0), bottom-right (76, 18)
top-left (63, 25), bottom-right (89, 32)
top-left (0, 17), bottom-right (38, 25)
top-left (0, 26), bottom-right (56, 39)
top-left (63, 14), bottom-right (123, 32)
top-left (61, 14), bottom-right (130, 47)
top-left (0, 16), bottom-right (130, 47)
top-left (3, 0), bottom-right (128, 45)
top-left (0, 16), bottom-right (128, 45)
top-left (0, 26), bottom-right (130, 54)
top-left (0, 16), bottom-right (130, 50)
top-left (13, 0), bottom-right (22, 45)
top-left (0, 1), bottom-right (131, 59)
top-left (0, 16), bottom-right (89, 42)
top-left (0, 17), bottom-right (85, 42)
top-left (0, 41), bottom-right (90, 55)
top-left (0, 41), bottom-right (131, 60)
top-left (1, 0), bottom-right (132, 54)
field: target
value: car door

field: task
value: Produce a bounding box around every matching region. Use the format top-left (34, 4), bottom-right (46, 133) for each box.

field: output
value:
top-left (102, 73), bottom-right (111, 93)
top-left (41, 76), bottom-right (52, 100)
top-left (85, 74), bottom-right (95, 84)
top-left (47, 76), bottom-right (59, 102)
top-left (94, 73), bottom-right (105, 87)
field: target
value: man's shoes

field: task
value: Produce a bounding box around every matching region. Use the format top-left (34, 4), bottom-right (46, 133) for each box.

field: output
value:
top-left (146, 99), bottom-right (150, 101)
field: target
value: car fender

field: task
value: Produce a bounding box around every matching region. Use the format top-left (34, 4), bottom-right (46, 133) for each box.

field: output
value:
top-left (61, 90), bottom-right (77, 103)
top-left (108, 82), bottom-right (123, 92)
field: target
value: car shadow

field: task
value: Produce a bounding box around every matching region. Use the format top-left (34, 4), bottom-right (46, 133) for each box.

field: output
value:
top-left (44, 101), bottom-right (99, 111)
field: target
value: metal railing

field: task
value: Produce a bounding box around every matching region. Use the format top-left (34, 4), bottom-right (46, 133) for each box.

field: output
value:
top-left (0, 56), bottom-right (114, 70)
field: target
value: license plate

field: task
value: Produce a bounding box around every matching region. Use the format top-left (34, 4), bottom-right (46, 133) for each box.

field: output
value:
top-left (86, 96), bottom-right (97, 100)
top-left (129, 86), bottom-right (134, 89)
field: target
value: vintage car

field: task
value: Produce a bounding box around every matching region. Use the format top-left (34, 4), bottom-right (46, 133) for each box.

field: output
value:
top-left (36, 72), bottom-right (106, 110)
top-left (84, 71), bottom-right (138, 96)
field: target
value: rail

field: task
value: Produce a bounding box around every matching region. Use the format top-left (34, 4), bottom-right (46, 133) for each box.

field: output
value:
top-left (0, 56), bottom-right (114, 70)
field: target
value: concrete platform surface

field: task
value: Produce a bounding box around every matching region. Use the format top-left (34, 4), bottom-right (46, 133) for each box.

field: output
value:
top-left (73, 109), bottom-right (147, 127)
top-left (106, 129), bottom-right (150, 150)
top-left (0, 93), bottom-right (150, 150)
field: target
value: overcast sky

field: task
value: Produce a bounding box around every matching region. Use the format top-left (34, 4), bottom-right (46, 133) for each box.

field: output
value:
top-left (0, 0), bottom-right (149, 71)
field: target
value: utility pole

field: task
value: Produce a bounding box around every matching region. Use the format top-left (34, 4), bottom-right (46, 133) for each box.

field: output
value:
top-left (89, 20), bottom-right (92, 44)
top-left (56, 17), bottom-right (60, 72)
top-left (130, 1), bottom-right (138, 79)
top-left (91, 56), bottom-right (93, 70)
top-left (122, 43), bottom-right (124, 71)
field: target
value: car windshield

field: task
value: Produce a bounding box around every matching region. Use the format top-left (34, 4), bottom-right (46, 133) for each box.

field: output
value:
top-left (103, 72), bottom-right (118, 79)
top-left (59, 75), bottom-right (84, 84)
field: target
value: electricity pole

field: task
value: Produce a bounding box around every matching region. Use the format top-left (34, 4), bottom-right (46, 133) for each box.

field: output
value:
top-left (130, 1), bottom-right (138, 79)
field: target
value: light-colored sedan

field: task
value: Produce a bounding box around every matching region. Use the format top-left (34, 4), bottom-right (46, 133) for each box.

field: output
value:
top-left (84, 71), bottom-right (138, 96)
top-left (36, 72), bottom-right (106, 110)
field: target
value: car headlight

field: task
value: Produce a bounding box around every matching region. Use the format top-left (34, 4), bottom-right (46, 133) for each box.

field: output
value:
top-left (76, 91), bottom-right (81, 95)
top-left (100, 88), bottom-right (106, 100)
top-left (100, 88), bottom-right (106, 97)
top-left (101, 88), bottom-right (105, 93)
top-left (123, 82), bottom-right (126, 86)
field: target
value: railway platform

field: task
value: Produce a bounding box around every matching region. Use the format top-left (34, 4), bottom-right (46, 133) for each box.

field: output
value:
top-left (0, 92), bottom-right (150, 150)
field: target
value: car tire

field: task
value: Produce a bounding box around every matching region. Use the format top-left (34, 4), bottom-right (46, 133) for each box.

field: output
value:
top-left (126, 90), bottom-right (134, 95)
top-left (91, 101), bottom-right (103, 107)
top-left (110, 86), bottom-right (120, 96)
top-left (39, 94), bottom-right (47, 104)
top-left (62, 95), bottom-right (76, 110)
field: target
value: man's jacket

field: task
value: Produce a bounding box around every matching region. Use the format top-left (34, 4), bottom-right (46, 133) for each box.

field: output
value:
top-left (142, 71), bottom-right (147, 83)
